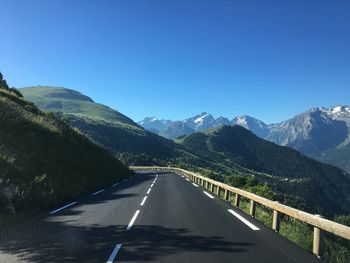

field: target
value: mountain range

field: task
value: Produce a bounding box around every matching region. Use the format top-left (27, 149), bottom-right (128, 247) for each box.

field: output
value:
top-left (139, 107), bottom-right (350, 172)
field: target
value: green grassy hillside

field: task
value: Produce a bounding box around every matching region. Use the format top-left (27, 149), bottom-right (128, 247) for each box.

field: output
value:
top-left (0, 81), bottom-right (131, 220)
top-left (178, 125), bottom-right (350, 217)
top-left (21, 86), bottom-right (137, 126)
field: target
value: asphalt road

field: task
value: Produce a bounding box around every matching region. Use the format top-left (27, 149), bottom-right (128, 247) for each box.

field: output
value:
top-left (0, 171), bottom-right (321, 263)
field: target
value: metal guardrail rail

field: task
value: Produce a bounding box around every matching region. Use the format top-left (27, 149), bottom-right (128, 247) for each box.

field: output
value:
top-left (130, 166), bottom-right (350, 258)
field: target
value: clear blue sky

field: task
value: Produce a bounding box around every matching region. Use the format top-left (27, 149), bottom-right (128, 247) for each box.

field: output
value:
top-left (1, 0), bottom-right (349, 123)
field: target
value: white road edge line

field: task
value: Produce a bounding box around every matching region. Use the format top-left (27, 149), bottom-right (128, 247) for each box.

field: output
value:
top-left (192, 183), bottom-right (199, 187)
top-left (147, 188), bottom-right (151, 194)
top-left (112, 183), bottom-right (119, 187)
top-left (186, 178), bottom-right (190, 182)
top-left (49, 202), bottom-right (77, 214)
top-left (181, 175), bottom-right (184, 178)
top-left (203, 191), bottom-right (215, 199)
top-left (140, 196), bottom-right (148, 206)
top-left (106, 243), bottom-right (122, 263)
top-left (228, 209), bottom-right (260, 231)
top-left (92, 189), bottom-right (105, 195)
top-left (127, 210), bottom-right (140, 230)
top-left (150, 183), bottom-right (154, 188)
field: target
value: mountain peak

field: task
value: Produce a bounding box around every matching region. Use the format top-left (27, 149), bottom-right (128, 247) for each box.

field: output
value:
top-left (309, 105), bottom-right (350, 115)
top-left (140, 116), bottom-right (158, 123)
top-left (232, 115), bottom-right (268, 137)
top-left (330, 105), bottom-right (350, 114)
top-left (20, 86), bottom-right (95, 103)
top-left (137, 116), bottom-right (172, 132)
top-left (20, 86), bottom-right (138, 126)
top-left (194, 113), bottom-right (214, 123)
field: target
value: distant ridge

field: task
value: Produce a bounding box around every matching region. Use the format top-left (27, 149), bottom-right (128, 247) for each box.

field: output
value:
top-left (139, 106), bottom-right (350, 172)
top-left (21, 86), bottom-right (95, 102)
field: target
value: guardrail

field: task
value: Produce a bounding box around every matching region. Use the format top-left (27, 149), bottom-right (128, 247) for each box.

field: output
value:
top-left (130, 166), bottom-right (350, 258)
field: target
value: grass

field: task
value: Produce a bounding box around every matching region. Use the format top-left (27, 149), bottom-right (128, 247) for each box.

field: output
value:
top-left (20, 86), bottom-right (137, 126)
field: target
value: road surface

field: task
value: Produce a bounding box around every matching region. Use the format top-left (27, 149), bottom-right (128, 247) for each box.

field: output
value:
top-left (0, 171), bottom-right (321, 262)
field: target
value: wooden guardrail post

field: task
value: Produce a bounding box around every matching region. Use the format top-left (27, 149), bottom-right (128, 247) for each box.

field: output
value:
top-left (249, 200), bottom-right (256, 217)
top-left (272, 203), bottom-right (280, 232)
top-left (313, 215), bottom-right (324, 258)
top-left (234, 193), bottom-right (240, 207)
top-left (210, 183), bottom-right (213, 192)
top-left (216, 186), bottom-right (220, 196)
top-left (224, 189), bottom-right (228, 201)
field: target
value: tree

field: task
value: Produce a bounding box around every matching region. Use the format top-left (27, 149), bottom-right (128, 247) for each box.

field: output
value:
top-left (0, 72), bottom-right (10, 90)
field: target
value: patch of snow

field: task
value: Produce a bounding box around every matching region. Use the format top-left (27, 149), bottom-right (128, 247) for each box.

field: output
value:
top-left (235, 117), bottom-right (248, 126)
top-left (195, 114), bottom-right (209, 122)
top-left (194, 114), bottom-right (210, 124)
top-left (332, 106), bottom-right (343, 113)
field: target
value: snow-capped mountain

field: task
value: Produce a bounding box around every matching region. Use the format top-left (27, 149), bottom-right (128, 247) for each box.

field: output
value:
top-left (264, 106), bottom-right (350, 171)
top-left (232, 115), bottom-right (269, 138)
top-left (319, 106), bottom-right (350, 127)
top-left (138, 113), bottom-right (231, 139)
top-left (138, 117), bottom-right (171, 133)
top-left (266, 107), bottom-right (349, 153)
top-left (183, 112), bottom-right (216, 131)
top-left (138, 105), bottom-right (350, 172)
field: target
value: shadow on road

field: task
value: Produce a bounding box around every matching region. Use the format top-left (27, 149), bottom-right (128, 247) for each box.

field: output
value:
top-left (0, 220), bottom-right (254, 262)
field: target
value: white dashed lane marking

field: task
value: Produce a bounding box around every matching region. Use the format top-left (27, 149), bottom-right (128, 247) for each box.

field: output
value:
top-left (49, 202), bottom-right (77, 214)
top-left (228, 209), bottom-right (260, 231)
top-left (203, 191), bottom-right (215, 199)
top-left (92, 189), bottom-right (105, 195)
top-left (140, 196), bottom-right (148, 206)
top-left (106, 244), bottom-right (122, 263)
top-left (127, 210), bottom-right (140, 230)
